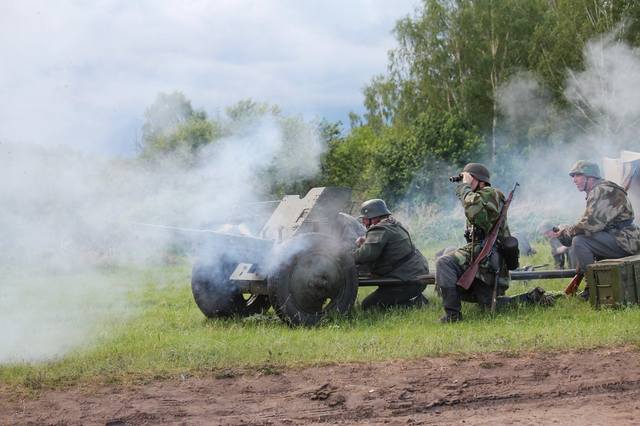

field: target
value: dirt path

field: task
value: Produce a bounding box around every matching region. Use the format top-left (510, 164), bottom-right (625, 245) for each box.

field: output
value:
top-left (2, 347), bottom-right (639, 425)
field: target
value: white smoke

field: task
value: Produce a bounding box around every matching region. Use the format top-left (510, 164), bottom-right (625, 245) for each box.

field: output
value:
top-left (564, 35), bottom-right (640, 152)
top-left (495, 34), bottom-right (640, 234)
top-left (0, 116), bottom-right (325, 362)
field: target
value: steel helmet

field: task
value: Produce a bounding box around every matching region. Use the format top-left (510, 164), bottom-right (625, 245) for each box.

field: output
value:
top-left (568, 160), bottom-right (601, 179)
top-left (359, 199), bottom-right (391, 219)
top-left (462, 163), bottom-right (491, 184)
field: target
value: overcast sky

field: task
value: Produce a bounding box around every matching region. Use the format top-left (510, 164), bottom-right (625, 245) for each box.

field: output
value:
top-left (0, 0), bottom-right (418, 155)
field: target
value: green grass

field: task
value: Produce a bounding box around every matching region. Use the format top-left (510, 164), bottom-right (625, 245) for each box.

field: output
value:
top-left (1, 243), bottom-right (639, 389)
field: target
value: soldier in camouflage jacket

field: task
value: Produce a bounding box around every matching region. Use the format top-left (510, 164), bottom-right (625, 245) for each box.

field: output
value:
top-left (554, 160), bottom-right (640, 298)
top-left (354, 199), bottom-right (430, 310)
top-left (436, 163), bottom-right (553, 323)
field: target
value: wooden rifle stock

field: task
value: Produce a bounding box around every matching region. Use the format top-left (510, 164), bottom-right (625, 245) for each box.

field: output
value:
top-left (564, 274), bottom-right (584, 296)
top-left (457, 182), bottom-right (519, 290)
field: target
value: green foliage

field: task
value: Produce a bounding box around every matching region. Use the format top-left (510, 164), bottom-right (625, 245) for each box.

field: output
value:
top-left (530, 0), bottom-right (640, 103)
top-left (395, 202), bottom-right (465, 253)
top-left (137, 94), bottom-right (331, 200)
top-left (261, 115), bottom-right (328, 198)
top-left (319, 108), bottom-right (483, 206)
top-left (361, 0), bottom-right (640, 175)
top-left (225, 99), bottom-right (281, 135)
top-left (142, 92), bottom-right (194, 139)
top-left (379, 0), bottom-right (548, 134)
top-left (321, 125), bottom-right (383, 199)
top-left (373, 108), bottom-right (484, 204)
top-left (363, 75), bottom-right (399, 131)
top-left (140, 92), bottom-right (222, 159)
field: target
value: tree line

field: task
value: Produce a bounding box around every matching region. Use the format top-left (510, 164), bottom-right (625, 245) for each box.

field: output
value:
top-left (139, 0), bottom-right (640, 207)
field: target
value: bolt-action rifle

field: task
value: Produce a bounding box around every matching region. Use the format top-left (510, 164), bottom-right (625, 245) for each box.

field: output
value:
top-left (457, 182), bottom-right (519, 290)
top-left (564, 273), bottom-right (584, 295)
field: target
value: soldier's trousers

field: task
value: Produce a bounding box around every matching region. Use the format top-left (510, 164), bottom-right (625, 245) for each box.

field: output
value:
top-left (553, 252), bottom-right (573, 269)
top-left (571, 232), bottom-right (628, 275)
top-left (436, 255), bottom-right (530, 314)
top-left (361, 281), bottom-right (427, 311)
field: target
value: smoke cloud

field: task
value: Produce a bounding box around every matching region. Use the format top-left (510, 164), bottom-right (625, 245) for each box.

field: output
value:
top-left (0, 116), bottom-right (324, 362)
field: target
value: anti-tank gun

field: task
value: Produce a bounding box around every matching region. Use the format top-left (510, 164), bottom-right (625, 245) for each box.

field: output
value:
top-left (191, 187), bottom-right (367, 326)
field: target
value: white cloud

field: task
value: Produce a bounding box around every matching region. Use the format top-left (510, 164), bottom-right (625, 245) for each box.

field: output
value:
top-left (0, 0), bottom-right (417, 154)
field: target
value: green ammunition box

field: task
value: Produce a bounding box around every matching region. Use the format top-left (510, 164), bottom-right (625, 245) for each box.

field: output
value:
top-left (585, 254), bottom-right (640, 308)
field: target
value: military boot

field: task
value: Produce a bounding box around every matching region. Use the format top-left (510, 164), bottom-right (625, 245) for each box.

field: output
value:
top-left (579, 287), bottom-right (590, 302)
top-left (408, 293), bottom-right (429, 308)
top-left (439, 287), bottom-right (462, 323)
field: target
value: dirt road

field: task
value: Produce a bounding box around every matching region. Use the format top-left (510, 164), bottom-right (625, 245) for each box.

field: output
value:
top-left (2, 347), bottom-right (639, 425)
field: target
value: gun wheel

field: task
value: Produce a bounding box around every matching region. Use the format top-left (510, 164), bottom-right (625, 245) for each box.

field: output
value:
top-left (268, 233), bottom-right (358, 327)
top-left (192, 259), bottom-right (270, 318)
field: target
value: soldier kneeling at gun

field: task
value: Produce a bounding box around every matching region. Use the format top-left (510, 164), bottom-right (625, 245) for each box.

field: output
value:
top-left (355, 199), bottom-right (430, 310)
top-left (436, 163), bottom-right (554, 323)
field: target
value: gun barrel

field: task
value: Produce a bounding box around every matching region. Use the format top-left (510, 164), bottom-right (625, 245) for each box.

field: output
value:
top-left (509, 269), bottom-right (576, 280)
top-left (358, 273), bottom-right (436, 287)
top-left (132, 221), bottom-right (274, 263)
top-left (358, 269), bottom-right (577, 287)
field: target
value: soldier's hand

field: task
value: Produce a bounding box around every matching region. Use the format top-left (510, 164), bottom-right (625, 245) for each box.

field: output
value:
top-left (555, 228), bottom-right (573, 247)
top-left (355, 236), bottom-right (366, 247)
top-left (461, 172), bottom-right (473, 184)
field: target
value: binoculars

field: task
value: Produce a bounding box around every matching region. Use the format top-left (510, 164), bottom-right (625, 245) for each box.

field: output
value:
top-left (449, 175), bottom-right (463, 183)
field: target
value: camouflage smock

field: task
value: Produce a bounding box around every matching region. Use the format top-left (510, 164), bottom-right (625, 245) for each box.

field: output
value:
top-left (560, 180), bottom-right (640, 254)
top-left (450, 183), bottom-right (511, 286)
top-left (354, 216), bottom-right (429, 281)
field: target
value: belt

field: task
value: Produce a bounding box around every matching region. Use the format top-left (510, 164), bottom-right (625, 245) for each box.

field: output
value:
top-left (606, 218), bottom-right (634, 231)
top-left (390, 249), bottom-right (417, 271)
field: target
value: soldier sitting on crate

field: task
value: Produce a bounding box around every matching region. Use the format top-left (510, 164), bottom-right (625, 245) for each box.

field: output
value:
top-left (436, 163), bottom-right (554, 323)
top-left (551, 160), bottom-right (640, 300)
top-left (354, 199), bottom-right (430, 310)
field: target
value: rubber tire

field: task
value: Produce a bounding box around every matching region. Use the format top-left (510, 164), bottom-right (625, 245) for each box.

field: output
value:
top-left (191, 259), bottom-right (271, 318)
top-left (267, 233), bottom-right (358, 327)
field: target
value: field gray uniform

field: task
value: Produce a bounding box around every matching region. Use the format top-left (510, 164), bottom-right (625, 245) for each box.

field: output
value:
top-left (354, 216), bottom-right (429, 310)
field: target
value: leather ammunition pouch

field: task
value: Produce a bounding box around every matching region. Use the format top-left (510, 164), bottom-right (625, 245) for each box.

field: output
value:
top-left (499, 236), bottom-right (520, 271)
